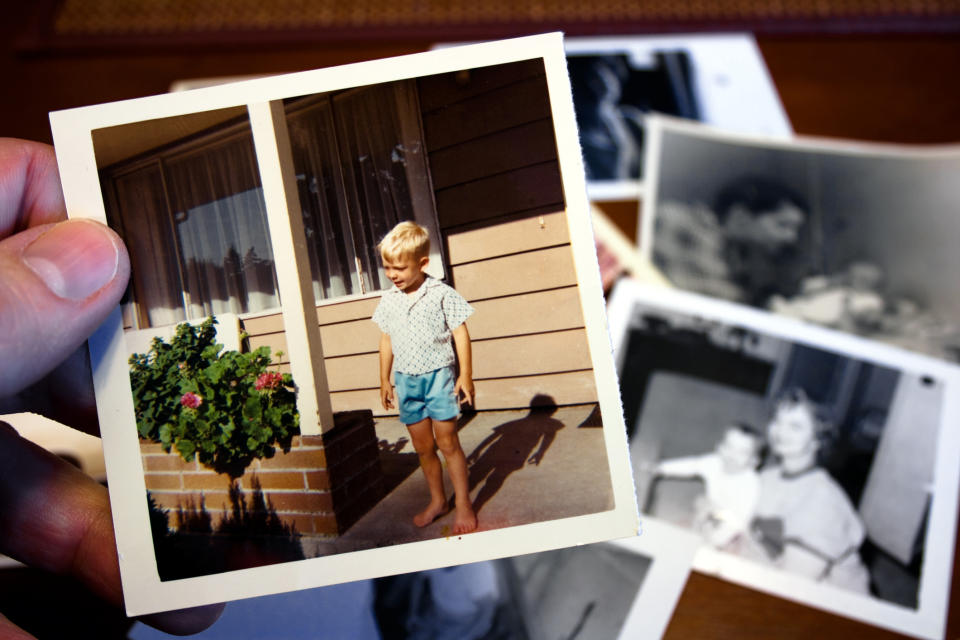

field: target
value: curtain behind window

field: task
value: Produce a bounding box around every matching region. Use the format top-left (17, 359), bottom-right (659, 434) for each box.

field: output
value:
top-left (164, 135), bottom-right (279, 319)
top-left (287, 100), bottom-right (363, 301)
top-left (287, 80), bottom-right (439, 297)
top-left (111, 165), bottom-right (185, 328)
top-left (332, 84), bottom-right (412, 293)
top-left (106, 130), bottom-right (280, 328)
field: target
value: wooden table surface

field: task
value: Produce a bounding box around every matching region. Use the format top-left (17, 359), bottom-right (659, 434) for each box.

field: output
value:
top-left (2, 7), bottom-right (959, 637)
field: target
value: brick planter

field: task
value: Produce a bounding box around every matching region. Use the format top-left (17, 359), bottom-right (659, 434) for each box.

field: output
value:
top-left (143, 410), bottom-right (385, 537)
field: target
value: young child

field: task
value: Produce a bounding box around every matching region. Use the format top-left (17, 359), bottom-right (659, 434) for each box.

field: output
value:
top-left (372, 221), bottom-right (478, 534)
top-left (655, 423), bottom-right (762, 549)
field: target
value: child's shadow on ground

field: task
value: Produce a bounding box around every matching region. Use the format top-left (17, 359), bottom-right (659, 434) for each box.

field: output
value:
top-left (465, 394), bottom-right (565, 515)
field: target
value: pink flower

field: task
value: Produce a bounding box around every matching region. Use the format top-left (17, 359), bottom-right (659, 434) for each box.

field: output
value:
top-left (180, 392), bottom-right (203, 409)
top-left (255, 372), bottom-right (284, 391)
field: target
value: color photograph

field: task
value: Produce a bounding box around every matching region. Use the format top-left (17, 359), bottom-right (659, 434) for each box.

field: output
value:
top-left (50, 34), bottom-right (638, 616)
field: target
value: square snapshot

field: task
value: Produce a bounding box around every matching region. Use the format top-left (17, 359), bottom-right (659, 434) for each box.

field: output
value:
top-left (607, 281), bottom-right (960, 639)
top-left (50, 34), bottom-right (638, 615)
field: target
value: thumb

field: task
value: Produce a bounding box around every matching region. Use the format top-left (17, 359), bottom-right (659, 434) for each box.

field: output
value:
top-left (0, 218), bottom-right (130, 397)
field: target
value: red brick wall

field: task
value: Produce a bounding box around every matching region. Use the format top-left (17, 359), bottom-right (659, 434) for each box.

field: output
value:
top-left (143, 410), bottom-right (384, 537)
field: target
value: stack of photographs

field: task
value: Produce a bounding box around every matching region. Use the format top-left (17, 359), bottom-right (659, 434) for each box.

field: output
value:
top-left (50, 34), bottom-right (642, 623)
top-left (44, 31), bottom-right (960, 638)
top-left (606, 114), bottom-right (960, 638)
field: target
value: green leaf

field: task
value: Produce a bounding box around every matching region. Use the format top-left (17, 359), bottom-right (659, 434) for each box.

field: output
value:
top-left (243, 395), bottom-right (262, 422)
top-left (129, 313), bottom-right (300, 473)
top-left (204, 361), bottom-right (225, 383)
top-left (176, 439), bottom-right (196, 459)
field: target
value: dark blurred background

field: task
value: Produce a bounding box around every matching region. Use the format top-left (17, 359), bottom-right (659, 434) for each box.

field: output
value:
top-left (1, 2), bottom-right (958, 638)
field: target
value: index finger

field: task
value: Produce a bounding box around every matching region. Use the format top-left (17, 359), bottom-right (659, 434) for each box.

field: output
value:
top-left (0, 139), bottom-right (67, 240)
top-left (0, 421), bottom-right (224, 634)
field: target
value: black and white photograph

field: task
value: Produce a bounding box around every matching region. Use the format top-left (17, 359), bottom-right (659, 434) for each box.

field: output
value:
top-left (48, 34), bottom-right (638, 617)
top-left (562, 34), bottom-right (791, 199)
top-left (607, 281), bottom-right (960, 639)
top-left (129, 523), bottom-right (697, 640)
top-left (642, 115), bottom-right (960, 362)
top-left (510, 520), bottom-right (699, 640)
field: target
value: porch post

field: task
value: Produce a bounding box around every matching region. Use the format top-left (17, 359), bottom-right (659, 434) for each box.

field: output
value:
top-left (248, 100), bottom-right (333, 435)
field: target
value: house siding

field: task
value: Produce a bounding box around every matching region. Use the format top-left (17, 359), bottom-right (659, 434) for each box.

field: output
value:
top-left (242, 59), bottom-right (597, 417)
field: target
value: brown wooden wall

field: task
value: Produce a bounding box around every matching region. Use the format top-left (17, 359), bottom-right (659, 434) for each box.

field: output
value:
top-left (243, 59), bottom-right (598, 416)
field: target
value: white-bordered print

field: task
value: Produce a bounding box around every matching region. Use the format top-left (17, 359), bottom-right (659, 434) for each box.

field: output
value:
top-left (641, 115), bottom-right (960, 363)
top-left (50, 33), bottom-right (639, 616)
top-left (607, 279), bottom-right (960, 639)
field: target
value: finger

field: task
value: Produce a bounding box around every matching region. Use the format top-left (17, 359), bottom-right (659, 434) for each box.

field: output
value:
top-left (0, 218), bottom-right (130, 398)
top-left (0, 421), bottom-right (223, 634)
top-left (0, 611), bottom-right (35, 640)
top-left (0, 139), bottom-right (67, 239)
top-left (0, 343), bottom-right (100, 436)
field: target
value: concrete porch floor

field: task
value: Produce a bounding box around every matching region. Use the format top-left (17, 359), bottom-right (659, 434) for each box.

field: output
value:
top-left (304, 403), bottom-right (615, 557)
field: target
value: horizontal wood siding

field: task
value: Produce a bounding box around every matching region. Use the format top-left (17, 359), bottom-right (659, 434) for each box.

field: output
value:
top-left (428, 119), bottom-right (560, 191)
top-left (315, 328), bottom-right (592, 393)
top-left (452, 245), bottom-right (577, 301)
top-left (240, 60), bottom-right (597, 417)
top-left (420, 61), bottom-right (564, 230)
top-left (445, 210), bottom-right (568, 265)
top-left (420, 76), bottom-right (552, 152)
top-left (330, 370), bottom-right (598, 415)
top-left (248, 285), bottom-right (586, 359)
top-left (434, 162), bottom-right (564, 229)
top-left (416, 59), bottom-right (546, 113)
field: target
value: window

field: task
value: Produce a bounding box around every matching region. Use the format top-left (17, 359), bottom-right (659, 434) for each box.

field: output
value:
top-left (286, 80), bottom-right (443, 300)
top-left (103, 124), bottom-right (279, 329)
top-left (102, 79), bottom-right (442, 329)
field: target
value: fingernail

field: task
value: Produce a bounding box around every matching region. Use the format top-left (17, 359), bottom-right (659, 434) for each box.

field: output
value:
top-left (23, 220), bottom-right (120, 300)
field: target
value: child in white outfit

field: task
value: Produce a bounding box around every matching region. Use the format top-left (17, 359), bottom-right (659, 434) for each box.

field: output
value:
top-left (656, 423), bottom-right (762, 548)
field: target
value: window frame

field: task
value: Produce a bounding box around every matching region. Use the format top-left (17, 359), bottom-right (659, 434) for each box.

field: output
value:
top-left (101, 81), bottom-right (444, 331)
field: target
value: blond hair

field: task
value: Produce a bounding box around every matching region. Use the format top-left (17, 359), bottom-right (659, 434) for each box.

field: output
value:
top-left (379, 221), bottom-right (430, 261)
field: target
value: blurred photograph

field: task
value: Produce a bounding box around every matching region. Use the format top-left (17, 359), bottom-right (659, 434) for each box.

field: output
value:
top-left (643, 116), bottom-right (960, 362)
top-left (607, 281), bottom-right (960, 639)
top-left (563, 34), bottom-right (791, 199)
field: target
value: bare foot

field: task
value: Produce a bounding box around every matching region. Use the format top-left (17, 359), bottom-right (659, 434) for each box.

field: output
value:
top-left (452, 502), bottom-right (478, 535)
top-left (413, 500), bottom-right (448, 527)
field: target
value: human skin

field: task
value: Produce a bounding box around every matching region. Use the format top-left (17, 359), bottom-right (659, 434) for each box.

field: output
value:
top-left (378, 253), bottom-right (477, 533)
top-left (767, 402), bottom-right (819, 472)
top-left (0, 138), bottom-right (223, 637)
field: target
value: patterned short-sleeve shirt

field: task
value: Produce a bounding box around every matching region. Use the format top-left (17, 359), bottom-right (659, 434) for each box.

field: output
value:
top-left (372, 276), bottom-right (474, 375)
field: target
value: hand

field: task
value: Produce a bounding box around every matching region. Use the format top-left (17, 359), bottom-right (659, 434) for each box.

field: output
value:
top-left (527, 452), bottom-right (543, 466)
top-left (380, 382), bottom-right (395, 411)
top-left (454, 375), bottom-right (474, 407)
top-left (0, 139), bottom-right (223, 636)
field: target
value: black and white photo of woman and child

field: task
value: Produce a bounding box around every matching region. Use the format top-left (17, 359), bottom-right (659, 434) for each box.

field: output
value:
top-left (619, 301), bottom-right (943, 610)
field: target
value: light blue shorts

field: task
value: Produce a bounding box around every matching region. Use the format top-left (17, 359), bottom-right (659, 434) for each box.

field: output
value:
top-left (394, 366), bottom-right (459, 425)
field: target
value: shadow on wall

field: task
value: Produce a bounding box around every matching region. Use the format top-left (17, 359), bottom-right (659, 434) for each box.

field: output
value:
top-left (148, 477), bottom-right (304, 581)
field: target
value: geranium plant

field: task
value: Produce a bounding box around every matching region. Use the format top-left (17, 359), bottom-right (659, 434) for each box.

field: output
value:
top-left (129, 317), bottom-right (299, 475)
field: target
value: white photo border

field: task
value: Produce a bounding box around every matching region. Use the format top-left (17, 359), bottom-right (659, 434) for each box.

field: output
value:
top-left (50, 33), bottom-right (640, 617)
top-left (610, 520), bottom-right (700, 640)
top-left (607, 279), bottom-right (960, 639)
